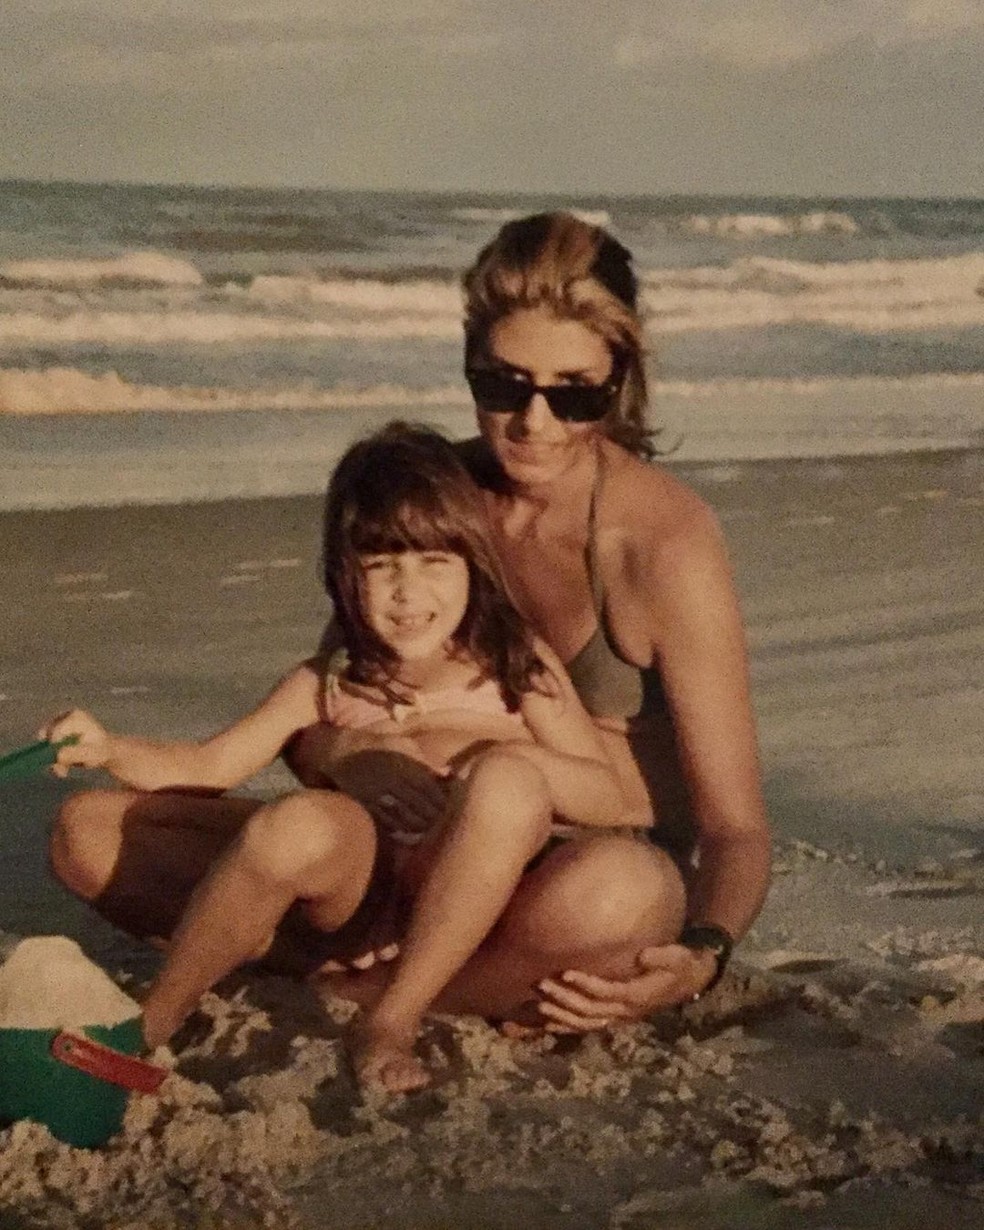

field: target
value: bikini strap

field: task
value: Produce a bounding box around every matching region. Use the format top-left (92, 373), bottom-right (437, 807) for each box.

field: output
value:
top-left (584, 451), bottom-right (606, 614)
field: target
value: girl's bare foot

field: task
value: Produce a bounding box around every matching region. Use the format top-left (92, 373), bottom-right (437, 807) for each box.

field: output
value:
top-left (349, 1016), bottom-right (430, 1093)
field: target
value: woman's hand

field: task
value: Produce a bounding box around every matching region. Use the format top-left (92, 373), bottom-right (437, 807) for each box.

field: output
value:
top-left (534, 943), bottom-right (718, 1032)
top-left (38, 709), bottom-right (114, 778)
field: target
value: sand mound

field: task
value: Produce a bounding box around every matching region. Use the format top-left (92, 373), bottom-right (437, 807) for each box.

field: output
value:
top-left (0, 936), bottom-right (139, 1029)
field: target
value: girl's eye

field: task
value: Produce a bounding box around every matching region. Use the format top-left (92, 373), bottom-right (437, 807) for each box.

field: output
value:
top-left (360, 556), bottom-right (391, 572)
top-left (422, 553), bottom-right (453, 565)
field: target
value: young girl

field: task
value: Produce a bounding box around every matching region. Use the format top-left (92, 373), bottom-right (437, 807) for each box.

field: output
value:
top-left (42, 422), bottom-right (643, 1092)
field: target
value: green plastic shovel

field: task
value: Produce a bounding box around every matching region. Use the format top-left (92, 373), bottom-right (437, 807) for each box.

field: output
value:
top-left (0, 736), bottom-right (81, 785)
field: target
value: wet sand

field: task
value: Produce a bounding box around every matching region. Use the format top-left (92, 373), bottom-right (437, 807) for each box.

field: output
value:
top-left (0, 449), bottom-right (982, 1227)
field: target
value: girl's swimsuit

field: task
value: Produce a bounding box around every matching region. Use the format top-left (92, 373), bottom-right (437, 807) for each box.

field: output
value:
top-left (324, 673), bottom-right (526, 730)
top-left (267, 671), bottom-right (523, 976)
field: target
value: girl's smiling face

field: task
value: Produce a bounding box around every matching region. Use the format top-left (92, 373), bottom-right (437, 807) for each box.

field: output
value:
top-left (358, 548), bottom-right (470, 667)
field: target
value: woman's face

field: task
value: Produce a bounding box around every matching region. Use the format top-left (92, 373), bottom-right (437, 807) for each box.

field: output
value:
top-left (474, 306), bottom-right (614, 488)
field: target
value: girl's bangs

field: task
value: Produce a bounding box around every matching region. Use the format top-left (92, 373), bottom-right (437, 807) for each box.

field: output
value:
top-left (350, 496), bottom-right (467, 557)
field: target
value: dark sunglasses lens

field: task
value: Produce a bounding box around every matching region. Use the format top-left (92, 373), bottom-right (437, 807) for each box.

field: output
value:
top-left (467, 368), bottom-right (616, 421)
top-left (543, 385), bottom-right (612, 422)
top-left (466, 370), bottom-right (531, 413)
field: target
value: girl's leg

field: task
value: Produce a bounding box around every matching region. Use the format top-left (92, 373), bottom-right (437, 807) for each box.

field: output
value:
top-left (140, 790), bottom-right (378, 1047)
top-left (352, 749), bottom-right (552, 1092)
top-left (50, 786), bottom-right (380, 1049)
top-left (435, 833), bottom-right (686, 1018)
top-left (324, 833), bottom-right (685, 1023)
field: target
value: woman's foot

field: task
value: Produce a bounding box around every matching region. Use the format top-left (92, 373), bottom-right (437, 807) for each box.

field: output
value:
top-left (349, 1015), bottom-right (430, 1093)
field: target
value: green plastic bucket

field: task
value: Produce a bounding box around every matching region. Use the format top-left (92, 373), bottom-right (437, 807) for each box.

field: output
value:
top-left (0, 1017), bottom-right (164, 1148)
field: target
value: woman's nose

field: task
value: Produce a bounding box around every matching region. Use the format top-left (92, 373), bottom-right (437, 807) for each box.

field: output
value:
top-left (517, 390), bottom-right (555, 435)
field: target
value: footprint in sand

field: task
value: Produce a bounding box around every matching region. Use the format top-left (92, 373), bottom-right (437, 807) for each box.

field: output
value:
top-left (236, 558), bottom-right (302, 572)
top-left (60, 589), bottom-right (137, 603)
top-left (784, 515), bottom-right (836, 527)
top-left (761, 950), bottom-right (843, 975)
top-left (53, 571), bottom-right (109, 586)
top-left (867, 879), bottom-right (977, 900)
top-left (219, 573), bottom-right (261, 587)
top-left (900, 488), bottom-right (949, 502)
top-left (220, 558), bottom-right (303, 586)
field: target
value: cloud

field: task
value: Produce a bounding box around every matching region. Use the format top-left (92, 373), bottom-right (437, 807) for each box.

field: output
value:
top-left (2, 1), bottom-right (981, 194)
top-left (613, 0), bottom-right (984, 72)
top-left (1, 0), bottom-right (495, 96)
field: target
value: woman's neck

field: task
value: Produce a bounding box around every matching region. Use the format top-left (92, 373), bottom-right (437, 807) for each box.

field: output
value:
top-left (491, 443), bottom-right (599, 538)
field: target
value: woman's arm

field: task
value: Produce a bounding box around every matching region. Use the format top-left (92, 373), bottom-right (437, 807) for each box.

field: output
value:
top-left (42, 661), bottom-right (326, 792)
top-left (537, 493), bottom-right (771, 1027)
top-left (651, 503), bottom-right (771, 943)
top-left (512, 639), bottom-right (642, 828)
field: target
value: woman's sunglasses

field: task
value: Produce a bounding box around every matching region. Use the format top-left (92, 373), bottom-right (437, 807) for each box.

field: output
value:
top-left (465, 366), bottom-right (621, 423)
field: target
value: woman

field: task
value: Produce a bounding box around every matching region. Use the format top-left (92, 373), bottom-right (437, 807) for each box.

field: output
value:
top-left (293, 212), bottom-right (770, 1030)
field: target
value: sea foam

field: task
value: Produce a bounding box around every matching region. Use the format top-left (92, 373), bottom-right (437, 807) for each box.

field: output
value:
top-left (0, 366), bottom-right (467, 414)
top-left (0, 251), bottom-right (203, 289)
top-left (678, 211), bottom-right (860, 238)
top-left (246, 274), bottom-right (461, 315)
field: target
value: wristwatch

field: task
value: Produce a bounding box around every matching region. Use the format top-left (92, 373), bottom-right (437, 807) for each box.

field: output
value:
top-left (678, 923), bottom-right (735, 1000)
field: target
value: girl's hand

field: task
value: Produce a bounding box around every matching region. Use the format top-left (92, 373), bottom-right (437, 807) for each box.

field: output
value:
top-left (534, 944), bottom-right (718, 1032)
top-left (38, 709), bottom-right (114, 778)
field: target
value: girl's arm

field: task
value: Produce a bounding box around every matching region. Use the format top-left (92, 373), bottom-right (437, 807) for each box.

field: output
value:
top-left (512, 639), bottom-right (641, 828)
top-left (42, 661), bottom-right (326, 792)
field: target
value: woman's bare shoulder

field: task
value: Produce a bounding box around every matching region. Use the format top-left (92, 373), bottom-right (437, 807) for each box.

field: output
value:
top-left (600, 441), bottom-right (724, 568)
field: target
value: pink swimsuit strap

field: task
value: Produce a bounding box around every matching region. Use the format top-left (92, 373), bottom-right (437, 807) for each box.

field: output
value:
top-left (326, 673), bottom-right (525, 730)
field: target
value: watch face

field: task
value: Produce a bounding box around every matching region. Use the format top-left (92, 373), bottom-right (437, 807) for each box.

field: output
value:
top-left (681, 925), bottom-right (733, 958)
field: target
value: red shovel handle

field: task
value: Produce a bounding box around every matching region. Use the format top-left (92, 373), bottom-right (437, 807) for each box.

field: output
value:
top-left (51, 1031), bottom-right (167, 1094)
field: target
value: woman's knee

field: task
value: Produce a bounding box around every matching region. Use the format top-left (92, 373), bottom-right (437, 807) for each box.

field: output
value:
top-left (503, 835), bottom-right (686, 957)
top-left (282, 723), bottom-right (334, 787)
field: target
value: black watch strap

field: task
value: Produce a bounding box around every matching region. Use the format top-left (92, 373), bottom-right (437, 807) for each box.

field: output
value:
top-left (678, 923), bottom-right (735, 999)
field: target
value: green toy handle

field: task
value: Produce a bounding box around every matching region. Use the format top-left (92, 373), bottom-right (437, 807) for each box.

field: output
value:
top-left (0, 735), bottom-right (81, 784)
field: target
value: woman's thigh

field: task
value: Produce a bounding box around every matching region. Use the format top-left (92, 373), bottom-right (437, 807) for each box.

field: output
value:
top-left (321, 832), bottom-right (685, 1020)
top-left (53, 788), bottom-right (263, 941)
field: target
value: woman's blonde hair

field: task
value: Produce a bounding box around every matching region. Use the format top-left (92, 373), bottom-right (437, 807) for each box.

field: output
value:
top-left (463, 212), bottom-right (655, 459)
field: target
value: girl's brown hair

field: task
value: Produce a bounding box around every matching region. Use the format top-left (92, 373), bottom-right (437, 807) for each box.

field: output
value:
top-left (463, 211), bottom-right (656, 459)
top-left (323, 422), bottom-right (544, 707)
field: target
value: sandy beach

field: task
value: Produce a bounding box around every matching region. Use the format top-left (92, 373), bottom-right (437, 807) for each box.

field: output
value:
top-left (0, 448), bottom-right (982, 1228)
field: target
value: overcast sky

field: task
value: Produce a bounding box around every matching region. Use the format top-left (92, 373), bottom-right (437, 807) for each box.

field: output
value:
top-left (3, 1), bottom-right (982, 197)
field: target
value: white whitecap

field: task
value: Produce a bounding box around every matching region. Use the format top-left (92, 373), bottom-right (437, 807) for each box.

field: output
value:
top-left (0, 251), bottom-right (203, 289)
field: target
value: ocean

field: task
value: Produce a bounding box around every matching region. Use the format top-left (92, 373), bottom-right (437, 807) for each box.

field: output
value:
top-left (1, 180), bottom-right (982, 510)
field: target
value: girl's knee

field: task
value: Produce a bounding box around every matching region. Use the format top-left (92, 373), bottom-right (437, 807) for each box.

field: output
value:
top-left (239, 791), bottom-right (365, 887)
top-left (462, 748), bottom-right (552, 837)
